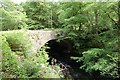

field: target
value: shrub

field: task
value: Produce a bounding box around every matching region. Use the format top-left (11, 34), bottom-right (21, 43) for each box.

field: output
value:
top-left (1, 30), bottom-right (32, 78)
top-left (2, 30), bottom-right (31, 57)
top-left (1, 35), bottom-right (19, 78)
top-left (1, 31), bottom-right (64, 78)
top-left (21, 45), bottom-right (63, 78)
top-left (72, 48), bottom-right (119, 78)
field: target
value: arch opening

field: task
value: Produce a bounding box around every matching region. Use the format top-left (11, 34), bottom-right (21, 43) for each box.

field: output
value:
top-left (45, 39), bottom-right (92, 79)
top-left (46, 39), bottom-right (80, 67)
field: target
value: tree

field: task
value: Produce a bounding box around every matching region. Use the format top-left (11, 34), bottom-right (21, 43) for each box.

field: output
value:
top-left (0, 0), bottom-right (28, 31)
top-left (57, 2), bottom-right (119, 78)
top-left (22, 1), bottom-right (53, 29)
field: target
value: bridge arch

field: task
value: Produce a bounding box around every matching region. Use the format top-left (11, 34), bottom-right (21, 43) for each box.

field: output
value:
top-left (44, 39), bottom-right (81, 68)
top-left (27, 30), bottom-right (58, 54)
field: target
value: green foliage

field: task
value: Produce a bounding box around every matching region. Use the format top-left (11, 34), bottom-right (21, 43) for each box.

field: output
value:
top-left (22, 2), bottom-right (52, 29)
top-left (0, 31), bottom-right (31, 78)
top-left (2, 30), bottom-right (31, 57)
top-left (58, 2), bottom-right (119, 79)
top-left (72, 48), bottom-right (119, 78)
top-left (19, 45), bottom-right (63, 78)
top-left (71, 29), bottom-right (119, 78)
top-left (1, 34), bottom-right (19, 77)
top-left (21, 2), bottom-right (60, 29)
top-left (34, 64), bottom-right (63, 78)
top-left (1, 1), bottom-right (120, 79)
top-left (0, 0), bottom-right (28, 31)
top-left (100, 30), bottom-right (120, 52)
top-left (1, 31), bottom-right (63, 78)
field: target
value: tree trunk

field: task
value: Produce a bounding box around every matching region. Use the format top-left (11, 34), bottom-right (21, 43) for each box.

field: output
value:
top-left (95, 9), bottom-right (98, 35)
top-left (118, 1), bottom-right (120, 30)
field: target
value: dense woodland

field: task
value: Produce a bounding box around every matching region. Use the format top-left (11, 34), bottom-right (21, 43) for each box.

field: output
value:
top-left (0, 0), bottom-right (120, 79)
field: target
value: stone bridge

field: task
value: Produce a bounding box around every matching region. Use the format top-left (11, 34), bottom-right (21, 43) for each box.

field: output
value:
top-left (1, 30), bottom-right (62, 56)
top-left (26, 30), bottom-right (61, 54)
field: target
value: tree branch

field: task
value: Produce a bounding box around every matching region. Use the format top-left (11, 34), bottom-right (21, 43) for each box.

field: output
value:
top-left (104, 11), bottom-right (119, 27)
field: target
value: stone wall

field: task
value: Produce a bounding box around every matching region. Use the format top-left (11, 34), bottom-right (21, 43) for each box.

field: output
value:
top-left (27, 30), bottom-right (57, 54)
